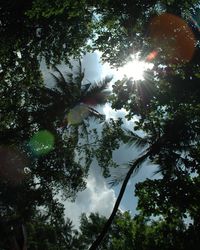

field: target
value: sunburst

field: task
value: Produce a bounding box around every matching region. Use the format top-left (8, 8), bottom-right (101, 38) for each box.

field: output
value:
top-left (120, 54), bottom-right (154, 80)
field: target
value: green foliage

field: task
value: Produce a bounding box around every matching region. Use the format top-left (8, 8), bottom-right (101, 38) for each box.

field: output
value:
top-left (111, 27), bottom-right (200, 177)
top-left (0, 58), bottom-right (111, 248)
top-left (2, 0), bottom-right (200, 249)
top-left (135, 174), bottom-right (200, 224)
top-left (94, 118), bottom-right (126, 177)
top-left (25, 204), bottom-right (81, 250)
top-left (123, 128), bottom-right (148, 149)
top-left (90, 2), bottom-right (200, 248)
top-left (0, 0), bottom-right (93, 68)
top-left (91, 0), bottom-right (200, 66)
top-left (78, 211), bottom-right (200, 250)
top-left (79, 213), bottom-right (108, 249)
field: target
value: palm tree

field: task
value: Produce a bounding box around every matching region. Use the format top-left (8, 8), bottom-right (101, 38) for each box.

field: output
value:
top-left (89, 111), bottom-right (193, 249)
top-left (89, 129), bottom-right (170, 250)
top-left (49, 60), bottom-right (112, 129)
top-left (48, 61), bottom-right (112, 170)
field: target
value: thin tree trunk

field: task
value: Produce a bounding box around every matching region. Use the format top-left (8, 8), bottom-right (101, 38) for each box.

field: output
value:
top-left (89, 151), bottom-right (151, 250)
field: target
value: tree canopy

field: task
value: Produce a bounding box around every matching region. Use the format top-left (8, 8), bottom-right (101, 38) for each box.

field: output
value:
top-left (1, 0), bottom-right (200, 249)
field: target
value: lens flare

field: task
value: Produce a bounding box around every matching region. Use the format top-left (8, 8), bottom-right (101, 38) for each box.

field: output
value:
top-left (67, 104), bottom-right (90, 125)
top-left (146, 50), bottom-right (158, 62)
top-left (149, 13), bottom-right (196, 63)
top-left (29, 130), bottom-right (55, 156)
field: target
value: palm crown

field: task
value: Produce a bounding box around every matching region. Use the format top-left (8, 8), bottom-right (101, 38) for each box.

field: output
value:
top-left (50, 61), bottom-right (112, 128)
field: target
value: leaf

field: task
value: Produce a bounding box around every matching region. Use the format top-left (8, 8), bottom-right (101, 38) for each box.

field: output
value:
top-left (108, 171), bottom-right (128, 187)
top-left (82, 76), bottom-right (112, 105)
top-left (50, 67), bottom-right (70, 95)
top-left (109, 150), bottom-right (149, 187)
top-left (88, 107), bottom-right (106, 122)
top-left (123, 128), bottom-right (148, 149)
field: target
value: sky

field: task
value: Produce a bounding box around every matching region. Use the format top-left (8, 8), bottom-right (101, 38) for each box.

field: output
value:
top-left (41, 51), bottom-right (160, 229)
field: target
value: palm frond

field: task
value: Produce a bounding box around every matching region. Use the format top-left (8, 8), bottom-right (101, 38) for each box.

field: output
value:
top-left (79, 121), bottom-right (89, 144)
top-left (50, 72), bottom-right (63, 87)
top-left (108, 167), bottom-right (129, 187)
top-left (53, 66), bottom-right (66, 83)
top-left (88, 107), bottom-right (106, 122)
top-left (109, 175), bottom-right (126, 187)
top-left (51, 66), bottom-right (82, 102)
top-left (74, 59), bottom-right (85, 88)
top-left (90, 76), bottom-right (112, 94)
top-left (153, 165), bottom-right (166, 176)
top-left (81, 76), bottom-right (112, 105)
top-left (51, 67), bottom-right (71, 96)
top-left (129, 152), bottom-right (150, 175)
top-left (123, 128), bottom-right (148, 149)
top-left (81, 83), bottom-right (92, 94)
top-left (109, 150), bottom-right (149, 187)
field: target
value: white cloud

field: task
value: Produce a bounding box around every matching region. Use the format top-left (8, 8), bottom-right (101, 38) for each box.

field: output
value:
top-left (40, 52), bottom-right (160, 227)
top-left (82, 52), bottom-right (102, 83)
top-left (101, 103), bottom-right (137, 130)
top-left (64, 164), bottom-right (116, 229)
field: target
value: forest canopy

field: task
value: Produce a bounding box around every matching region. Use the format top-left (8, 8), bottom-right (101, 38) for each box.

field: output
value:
top-left (1, 0), bottom-right (200, 249)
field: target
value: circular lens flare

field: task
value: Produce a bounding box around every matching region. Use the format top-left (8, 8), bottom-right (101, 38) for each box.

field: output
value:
top-left (67, 104), bottom-right (90, 125)
top-left (29, 130), bottom-right (55, 156)
top-left (149, 13), bottom-right (196, 63)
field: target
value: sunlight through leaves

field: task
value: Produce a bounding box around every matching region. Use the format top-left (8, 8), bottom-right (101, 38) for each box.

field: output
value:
top-left (119, 54), bottom-right (154, 80)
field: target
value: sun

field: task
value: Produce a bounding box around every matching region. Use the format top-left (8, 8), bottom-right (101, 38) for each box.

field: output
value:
top-left (120, 54), bottom-right (154, 80)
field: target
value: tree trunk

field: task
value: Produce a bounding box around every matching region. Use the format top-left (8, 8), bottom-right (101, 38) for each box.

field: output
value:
top-left (89, 151), bottom-right (151, 250)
